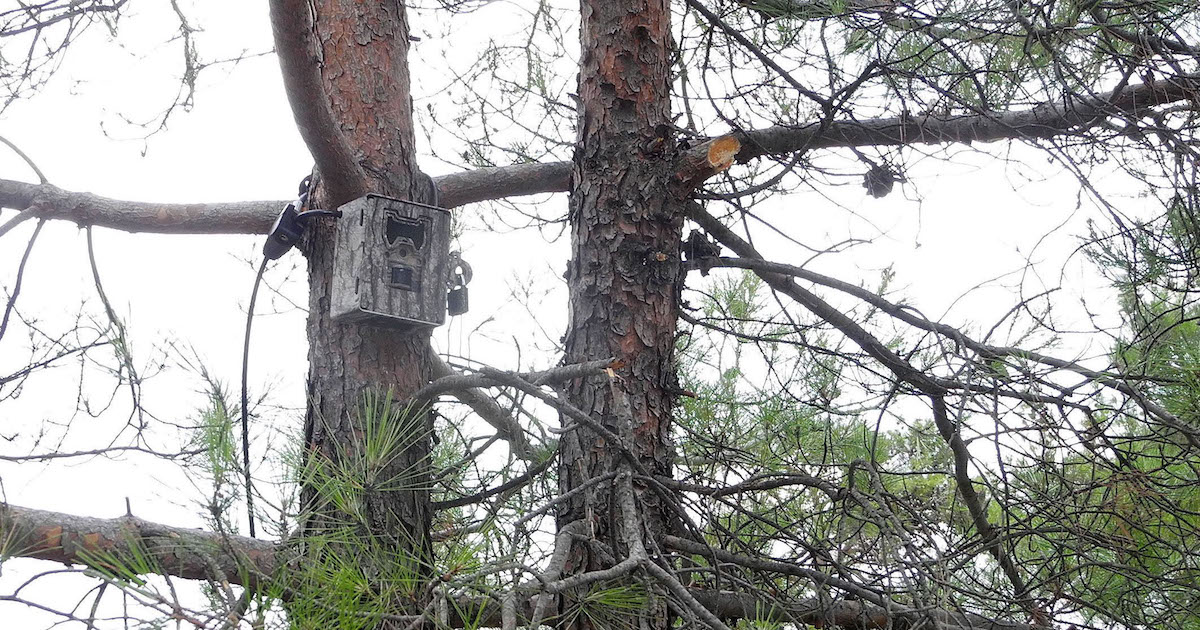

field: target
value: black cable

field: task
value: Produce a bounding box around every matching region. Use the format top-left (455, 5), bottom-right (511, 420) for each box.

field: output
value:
top-left (241, 257), bottom-right (270, 539)
top-left (242, 174), bottom-right (328, 539)
top-left (294, 209), bottom-right (340, 221)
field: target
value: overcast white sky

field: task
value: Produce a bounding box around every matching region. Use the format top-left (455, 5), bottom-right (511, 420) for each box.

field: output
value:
top-left (0, 1), bottom-right (1139, 626)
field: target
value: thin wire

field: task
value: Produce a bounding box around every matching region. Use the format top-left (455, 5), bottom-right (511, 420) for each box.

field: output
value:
top-left (294, 209), bottom-right (341, 221)
top-left (238, 173), bottom-right (317, 539)
top-left (241, 257), bottom-right (270, 539)
top-left (364, 193), bottom-right (446, 213)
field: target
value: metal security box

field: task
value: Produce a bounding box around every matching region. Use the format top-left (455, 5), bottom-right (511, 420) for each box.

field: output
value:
top-left (331, 194), bottom-right (451, 328)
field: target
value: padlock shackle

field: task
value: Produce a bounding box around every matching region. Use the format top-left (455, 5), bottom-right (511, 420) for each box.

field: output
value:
top-left (449, 251), bottom-right (473, 286)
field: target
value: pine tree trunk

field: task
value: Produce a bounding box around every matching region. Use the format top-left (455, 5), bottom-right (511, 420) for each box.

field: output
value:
top-left (296, 1), bottom-right (434, 624)
top-left (559, 2), bottom-right (681, 629)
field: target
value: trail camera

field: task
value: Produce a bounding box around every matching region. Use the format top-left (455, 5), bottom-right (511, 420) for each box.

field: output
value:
top-left (331, 194), bottom-right (452, 329)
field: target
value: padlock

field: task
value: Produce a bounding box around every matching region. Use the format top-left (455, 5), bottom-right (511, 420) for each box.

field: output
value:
top-left (446, 252), bottom-right (473, 317)
top-left (448, 283), bottom-right (469, 316)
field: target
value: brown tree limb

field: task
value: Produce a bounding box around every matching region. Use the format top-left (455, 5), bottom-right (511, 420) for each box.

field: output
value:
top-left (421, 354), bottom-right (616, 460)
top-left (692, 590), bottom-right (1032, 630)
top-left (3, 75), bottom-right (1194, 234)
top-left (929, 396), bottom-right (1043, 625)
top-left (427, 351), bottom-right (538, 460)
top-left (0, 503), bottom-right (282, 591)
top-left (417, 357), bottom-right (617, 401)
top-left (0, 165), bottom-right (573, 234)
top-left (268, 0), bottom-right (368, 206)
top-left (451, 589), bottom-right (1029, 630)
top-left (698, 73), bottom-right (1200, 165)
top-left (664, 536), bottom-right (1032, 630)
top-left (0, 169), bottom-right (567, 234)
top-left (0, 504), bottom-right (1032, 630)
top-left (0, 179), bottom-right (281, 234)
top-left (434, 162), bottom-right (571, 209)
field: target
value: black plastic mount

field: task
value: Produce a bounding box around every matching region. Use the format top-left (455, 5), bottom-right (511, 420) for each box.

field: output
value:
top-left (262, 177), bottom-right (340, 260)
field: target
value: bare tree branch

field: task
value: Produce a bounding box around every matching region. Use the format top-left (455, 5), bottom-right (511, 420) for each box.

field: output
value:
top-left (0, 504), bottom-right (281, 591)
top-left (712, 74), bottom-right (1200, 163)
top-left (0, 179), bottom-right (280, 234)
top-left (435, 162), bottom-right (571, 209)
top-left (665, 536), bottom-right (1033, 630)
top-left (268, 0), bottom-right (368, 206)
top-left (3, 75), bottom-right (1195, 234)
top-left (0, 503), bottom-right (1037, 630)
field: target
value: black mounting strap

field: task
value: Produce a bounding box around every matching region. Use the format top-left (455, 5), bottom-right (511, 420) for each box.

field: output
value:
top-left (263, 174), bottom-right (341, 260)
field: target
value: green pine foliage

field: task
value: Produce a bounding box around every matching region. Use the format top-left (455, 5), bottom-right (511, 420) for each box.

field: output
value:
top-left (676, 271), bottom-right (970, 601)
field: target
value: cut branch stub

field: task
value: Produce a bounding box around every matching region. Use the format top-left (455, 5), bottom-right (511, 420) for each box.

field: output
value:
top-left (674, 135), bottom-right (741, 192)
top-left (708, 136), bottom-right (740, 171)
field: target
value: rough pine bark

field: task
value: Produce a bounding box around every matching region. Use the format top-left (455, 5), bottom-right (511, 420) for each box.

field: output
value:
top-left (290, 0), bottom-right (436, 619)
top-left (558, 1), bottom-right (682, 628)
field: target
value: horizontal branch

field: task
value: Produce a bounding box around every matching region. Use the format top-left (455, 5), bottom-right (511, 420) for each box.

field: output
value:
top-left (657, 472), bottom-right (841, 500)
top-left (422, 354), bottom-right (615, 460)
top-left (435, 162), bottom-right (571, 209)
top-left (664, 536), bottom-right (1032, 630)
top-left (691, 590), bottom-right (1018, 630)
top-left (2, 503), bottom-right (1031, 630)
top-left (0, 503), bottom-right (281, 590)
top-left (710, 74), bottom-right (1200, 163)
top-left (0, 166), bottom-right (568, 235)
top-left (511, 73), bottom-right (1200, 197)
top-left (4, 76), bottom-right (1193, 235)
top-left (0, 179), bottom-right (281, 234)
top-left (416, 357), bottom-right (616, 401)
top-left (450, 588), bottom-right (1027, 630)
